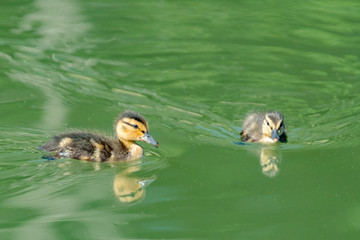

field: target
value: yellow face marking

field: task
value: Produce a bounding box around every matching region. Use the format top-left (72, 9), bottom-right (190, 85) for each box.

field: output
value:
top-left (263, 115), bottom-right (285, 139)
top-left (59, 137), bottom-right (72, 148)
top-left (263, 116), bottom-right (273, 136)
top-left (116, 117), bottom-right (149, 141)
top-left (265, 115), bottom-right (276, 130)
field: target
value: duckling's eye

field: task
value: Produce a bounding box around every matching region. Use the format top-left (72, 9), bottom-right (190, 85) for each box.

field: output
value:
top-left (279, 121), bottom-right (283, 128)
top-left (133, 124), bottom-right (139, 129)
top-left (266, 121), bottom-right (270, 126)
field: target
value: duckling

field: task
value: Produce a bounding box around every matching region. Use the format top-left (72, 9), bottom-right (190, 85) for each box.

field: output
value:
top-left (39, 111), bottom-right (159, 161)
top-left (240, 111), bottom-right (287, 143)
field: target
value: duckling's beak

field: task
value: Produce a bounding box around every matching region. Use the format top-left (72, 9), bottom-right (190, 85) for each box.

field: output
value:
top-left (140, 132), bottom-right (159, 147)
top-left (271, 130), bottom-right (279, 142)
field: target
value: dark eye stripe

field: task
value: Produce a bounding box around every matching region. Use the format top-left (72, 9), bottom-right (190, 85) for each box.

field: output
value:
top-left (123, 121), bottom-right (139, 129)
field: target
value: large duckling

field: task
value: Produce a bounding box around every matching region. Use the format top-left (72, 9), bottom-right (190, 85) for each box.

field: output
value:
top-left (240, 111), bottom-right (287, 143)
top-left (39, 111), bottom-right (158, 161)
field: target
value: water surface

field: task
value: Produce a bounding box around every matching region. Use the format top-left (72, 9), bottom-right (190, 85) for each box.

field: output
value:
top-left (1, 0), bottom-right (360, 239)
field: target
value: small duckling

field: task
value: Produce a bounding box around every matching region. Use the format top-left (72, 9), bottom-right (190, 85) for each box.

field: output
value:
top-left (240, 111), bottom-right (287, 143)
top-left (39, 111), bottom-right (159, 161)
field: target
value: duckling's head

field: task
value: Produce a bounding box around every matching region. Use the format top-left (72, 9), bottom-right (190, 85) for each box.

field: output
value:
top-left (115, 111), bottom-right (159, 147)
top-left (262, 112), bottom-right (285, 142)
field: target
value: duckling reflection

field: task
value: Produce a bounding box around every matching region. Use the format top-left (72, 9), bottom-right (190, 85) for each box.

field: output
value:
top-left (113, 165), bottom-right (156, 203)
top-left (240, 111), bottom-right (287, 177)
top-left (260, 146), bottom-right (280, 177)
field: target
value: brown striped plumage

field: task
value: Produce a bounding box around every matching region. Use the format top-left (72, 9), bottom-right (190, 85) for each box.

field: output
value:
top-left (39, 111), bottom-right (158, 161)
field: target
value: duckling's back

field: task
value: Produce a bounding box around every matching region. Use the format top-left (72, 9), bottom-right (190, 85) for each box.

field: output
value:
top-left (39, 132), bottom-right (128, 161)
top-left (240, 113), bottom-right (265, 142)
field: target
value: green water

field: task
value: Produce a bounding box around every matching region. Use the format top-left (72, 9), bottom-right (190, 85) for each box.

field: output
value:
top-left (1, 0), bottom-right (360, 239)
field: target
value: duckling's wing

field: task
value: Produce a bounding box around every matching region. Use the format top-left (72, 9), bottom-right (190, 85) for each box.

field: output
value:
top-left (240, 130), bottom-right (251, 142)
top-left (240, 113), bottom-right (264, 142)
top-left (40, 132), bottom-right (114, 161)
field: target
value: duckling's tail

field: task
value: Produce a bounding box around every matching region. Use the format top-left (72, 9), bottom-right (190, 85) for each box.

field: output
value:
top-left (37, 145), bottom-right (59, 160)
top-left (41, 155), bottom-right (60, 161)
